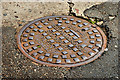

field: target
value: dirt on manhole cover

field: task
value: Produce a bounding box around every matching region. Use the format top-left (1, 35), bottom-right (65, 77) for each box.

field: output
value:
top-left (17, 16), bottom-right (107, 67)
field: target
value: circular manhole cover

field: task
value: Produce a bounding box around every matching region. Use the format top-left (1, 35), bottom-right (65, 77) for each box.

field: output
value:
top-left (17, 16), bottom-right (107, 67)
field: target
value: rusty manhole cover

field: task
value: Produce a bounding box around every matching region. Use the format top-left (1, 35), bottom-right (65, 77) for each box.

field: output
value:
top-left (17, 16), bottom-right (107, 67)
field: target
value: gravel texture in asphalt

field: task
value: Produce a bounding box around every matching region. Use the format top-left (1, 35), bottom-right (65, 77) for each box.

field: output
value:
top-left (2, 2), bottom-right (119, 79)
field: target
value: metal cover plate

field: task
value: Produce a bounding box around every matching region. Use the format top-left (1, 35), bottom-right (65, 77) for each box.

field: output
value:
top-left (17, 16), bottom-right (107, 67)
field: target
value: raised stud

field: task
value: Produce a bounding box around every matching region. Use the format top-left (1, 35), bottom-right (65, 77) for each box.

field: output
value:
top-left (28, 37), bottom-right (33, 40)
top-left (77, 52), bottom-right (83, 56)
top-left (37, 25), bottom-right (42, 28)
top-left (58, 47), bottom-right (63, 51)
top-left (48, 18), bottom-right (53, 21)
top-left (57, 23), bottom-right (62, 26)
top-left (70, 54), bottom-right (76, 58)
top-left (23, 43), bottom-right (28, 47)
top-left (42, 33), bottom-right (47, 36)
top-left (68, 33), bottom-right (74, 36)
top-left (90, 36), bottom-right (95, 39)
top-left (33, 53), bottom-right (38, 56)
top-left (83, 23), bottom-right (88, 25)
top-left (88, 32), bottom-right (93, 35)
top-left (65, 30), bottom-right (70, 33)
top-left (77, 20), bottom-right (81, 23)
top-left (65, 59), bottom-right (71, 63)
top-left (88, 52), bottom-right (94, 56)
top-left (70, 18), bottom-right (74, 21)
top-left (27, 48), bottom-right (32, 52)
top-left (78, 24), bottom-right (83, 27)
top-left (59, 36), bottom-right (65, 40)
top-left (38, 50), bottom-right (43, 54)
top-left (78, 40), bottom-right (82, 44)
top-left (90, 40), bottom-right (95, 44)
top-left (29, 26), bottom-right (34, 29)
top-left (55, 18), bottom-right (59, 20)
top-left (53, 44), bottom-right (59, 47)
top-left (39, 56), bottom-right (45, 59)
top-left (88, 45), bottom-right (93, 48)
top-left (52, 29), bottom-right (56, 32)
top-left (50, 39), bottom-right (54, 43)
top-left (96, 39), bottom-right (102, 42)
top-left (23, 34), bottom-right (28, 37)
top-left (53, 55), bottom-right (59, 58)
top-left (65, 21), bottom-right (70, 24)
top-left (73, 47), bottom-right (78, 52)
top-left (81, 44), bottom-right (86, 48)
top-left (74, 58), bottom-right (80, 62)
top-left (58, 20), bottom-right (62, 23)
top-left (84, 27), bottom-right (89, 30)
top-left (68, 44), bottom-right (74, 48)
top-left (33, 28), bottom-right (38, 32)
top-left (62, 55), bottom-right (67, 59)
top-left (25, 30), bottom-right (30, 33)
top-left (46, 36), bottom-right (51, 39)
top-left (35, 22), bottom-right (39, 25)
top-left (44, 23), bottom-right (48, 25)
top-left (63, 40), bottom-right (69, 43)
top-left (61, 26), bottom-right (65, 29)
top-left (93, 29), bottom-right (98, 33)
top-left (41, 20), bottom-right (45, 23)
top-left (47, 58), bottom-right (53, 62)
top-left (38, 29), bottom-right (44, 33)
top-left (96, 44), bottom-right (101, 47)
top-left (47, 26), bottom-right (52, 29)
top-left (32, 46), bottom-right (37, 50)
top-left (62, 18), bottom-right (67, 20)
top-left (30, 33), bottom-right (35, 36)
top-left (45, 53), bottom-right (50, 57)
top-left (93, 48), bottom-right (99, 52)
top-left (95, 34), bottom-right (101, 37)
top-left (72, 22), bottom-right (77, 25)
top-left (56, 59), bottom-right (61, 63)
top-left (23, 39), bottom-right (27, 42)
top-left (29, 41), bottom-right (34, 45)
top-left (62, 51), bottom-right (68, 54)
top-left (73, 36), bottom-right (78, 40)
top-left (81, 56), bottom-right (87, 60)
top-left (55, 33), bottom-right (60, 36)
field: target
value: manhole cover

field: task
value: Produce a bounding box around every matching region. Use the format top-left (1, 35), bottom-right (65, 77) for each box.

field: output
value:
top-left (17, 16), bottom-right (107, 67)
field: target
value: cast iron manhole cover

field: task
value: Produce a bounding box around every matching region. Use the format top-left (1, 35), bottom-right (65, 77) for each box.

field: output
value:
top-left (17, 16), bottom-right (107, 67)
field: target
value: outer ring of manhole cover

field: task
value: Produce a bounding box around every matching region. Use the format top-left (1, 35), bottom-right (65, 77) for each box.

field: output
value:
top-left (17, 16), bottom-right (107, 67)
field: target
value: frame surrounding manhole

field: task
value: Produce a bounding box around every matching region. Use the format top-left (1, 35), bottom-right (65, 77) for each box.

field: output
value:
top-left (17, 16), bottom-right (107, 67)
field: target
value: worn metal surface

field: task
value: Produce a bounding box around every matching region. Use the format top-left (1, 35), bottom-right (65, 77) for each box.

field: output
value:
top-left (17, 16), bottom-right (107, 67)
